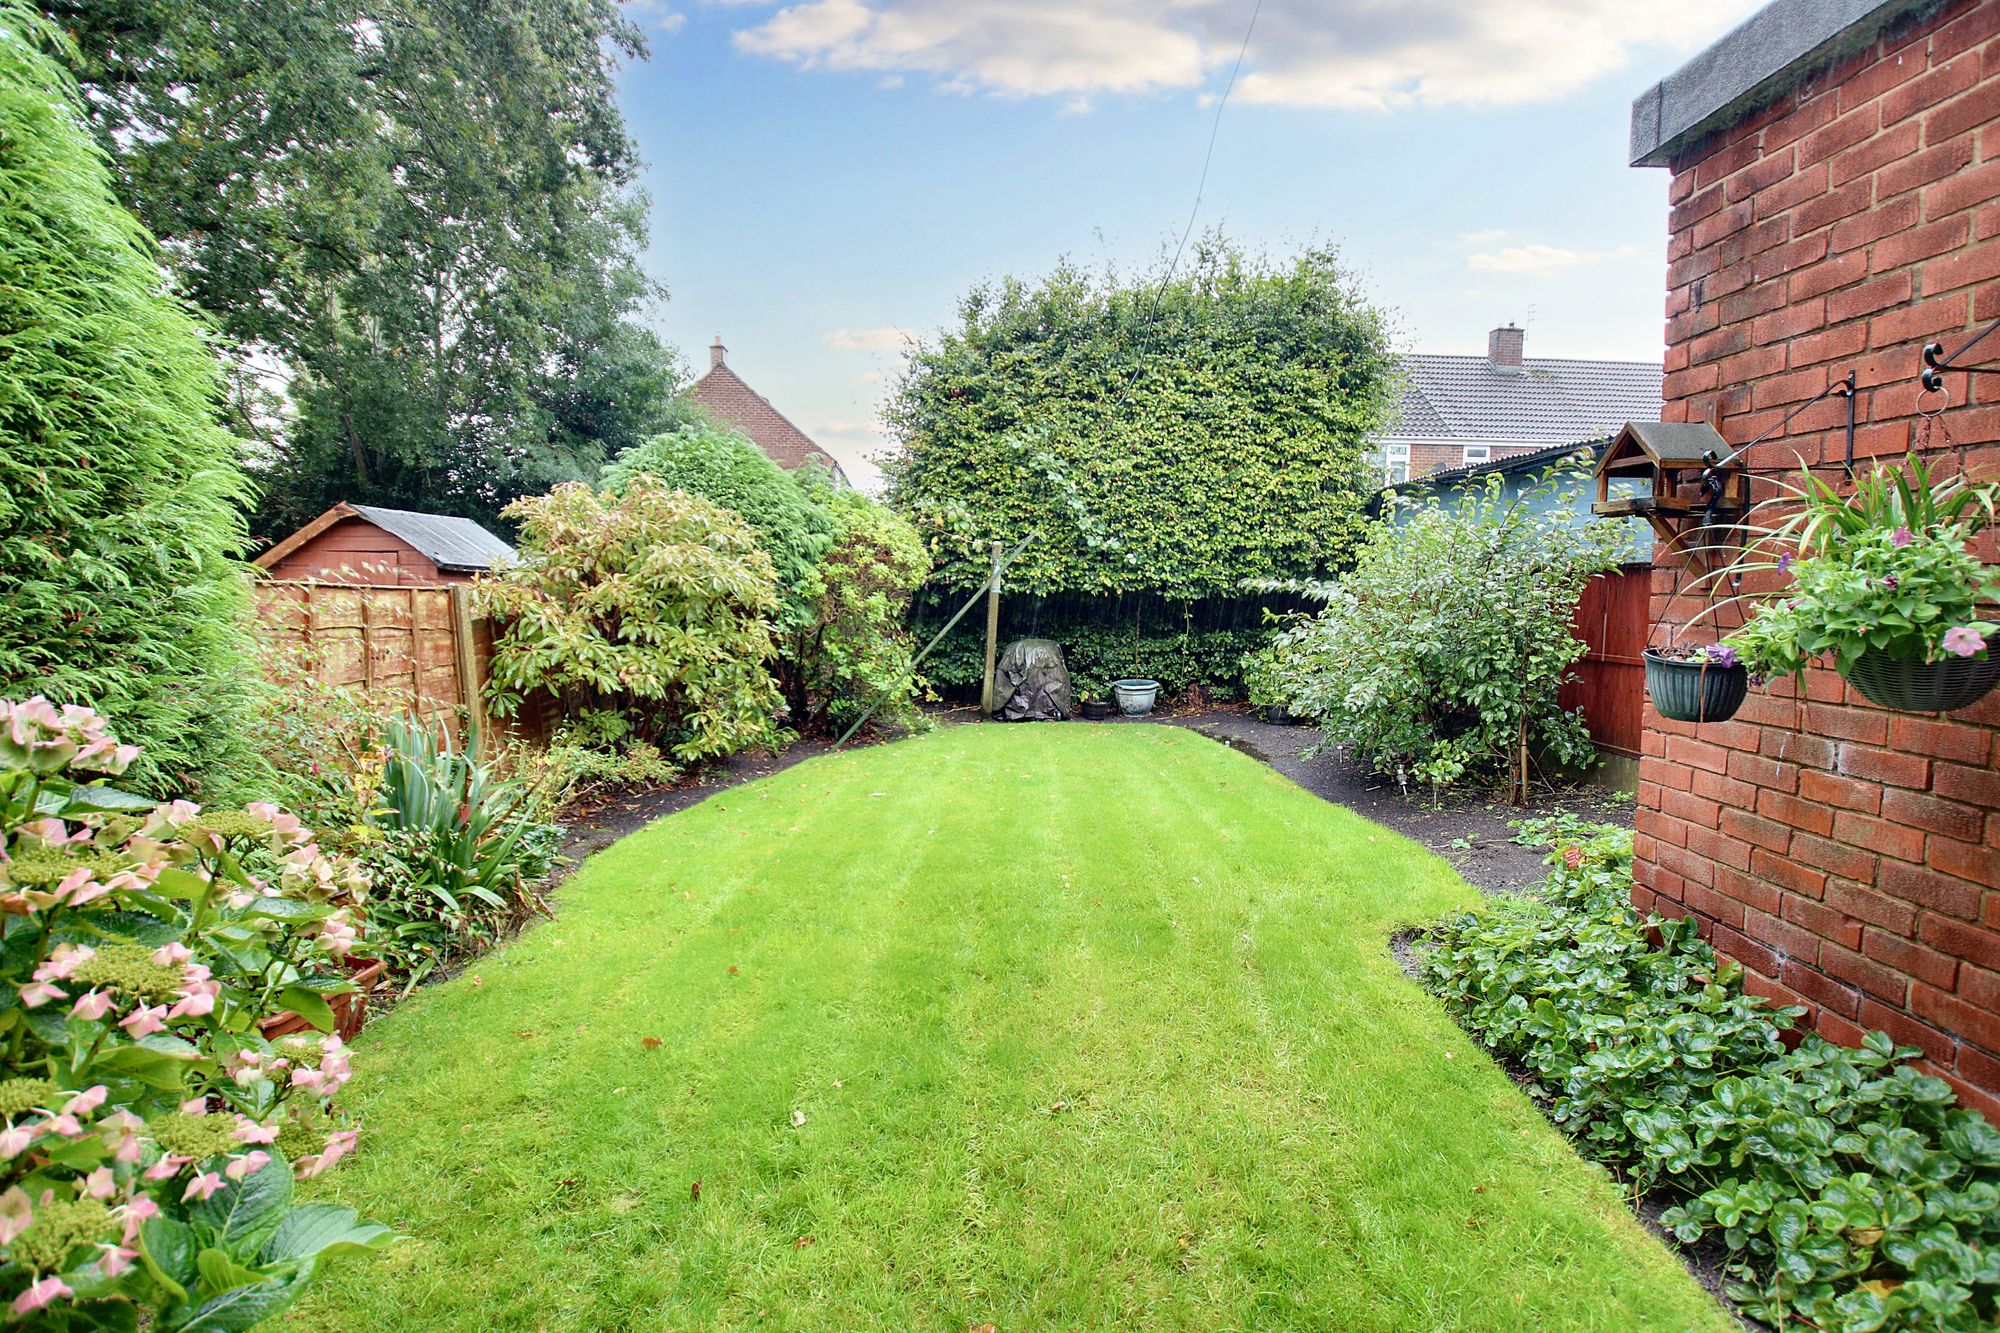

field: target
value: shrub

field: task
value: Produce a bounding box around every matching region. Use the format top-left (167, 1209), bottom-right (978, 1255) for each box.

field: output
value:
top-left (0, 4), bottom-right (257, 795)
top-left (915, 619), bottom-right (1267, 702)
top-left (797, 487), bottom-right (932, 731)
top-left (513, 711), bottom-right (682, 809)
top-left (354, 719), bottom-right (561, 989)
top-left (886, 235), bottom-right (1397, 600)
top-left (1424, 818), bottom-right (2000, 1332)
top-left (0, 697), bottom-right (390, 1326)
top-left (1280, 466), bottom-right (1624, 791)
top-left (478, 478), bottom-right (785, 762)
top-left (600, 416), bottom-right (835, 631)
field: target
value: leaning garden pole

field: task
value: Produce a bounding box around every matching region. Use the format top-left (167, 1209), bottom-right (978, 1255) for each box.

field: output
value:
top-left (979, 539), bottom-right (1003, 715)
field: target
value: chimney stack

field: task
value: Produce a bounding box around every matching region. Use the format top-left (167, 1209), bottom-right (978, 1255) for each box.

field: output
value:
top-left (710, 335), bottom-right (727, 369)
top-left (1487, 323), bottom-right (1525, 371)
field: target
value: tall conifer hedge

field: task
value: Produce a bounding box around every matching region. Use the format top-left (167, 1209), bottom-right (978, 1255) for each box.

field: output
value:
top-left (0, 2), bottom-right (256, 790)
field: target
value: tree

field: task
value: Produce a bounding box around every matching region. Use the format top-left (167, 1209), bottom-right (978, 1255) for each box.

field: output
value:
top-left (54, 0), bottom-right (681, 534)
top-left (885, 236), bottom-right (1399, 599)
top-left (0, 1), bottom-right (256, 792)
top-left (796, 486), bottom-right (931, 732)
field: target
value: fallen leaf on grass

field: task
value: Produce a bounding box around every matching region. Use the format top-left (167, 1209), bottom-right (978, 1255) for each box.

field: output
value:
top-left (791, 1109), bottom-right (807, 1127)
top-left (469, 975), bottom-right (484, 988)
top-left (794, 1235), bottom-right (815, 1249)
top-left (691, 1180), bottom-right (701, 1202)
top-left (641, 1037), bottom-right (663, 1050)
top-left (728, 965), bottom-right (740, 975)
top-left (514, 1029), bottom-right (534, 1040)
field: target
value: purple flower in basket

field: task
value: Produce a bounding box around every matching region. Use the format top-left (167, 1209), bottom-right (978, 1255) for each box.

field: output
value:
top-left (1882, 574), bottom-right (1900, 589)
top-left (1943, 625), bottom-right (1987, 658)
top-left (1696, 644), bottom-right (1739, 669)
top-left (1776, 551), bottom-right (1793, 574)
top-left (1892, 525), bottom-right (1914, 548)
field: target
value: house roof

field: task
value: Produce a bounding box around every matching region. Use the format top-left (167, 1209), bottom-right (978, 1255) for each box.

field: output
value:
top-left (254, 503), bottom-right (515, 574)
top-left (1393, 437), bottom-right (1609, 492)
top-left (690, 342), bottom-right (847, 482)
top-left (1388, 353), bottom-right (1664, 447)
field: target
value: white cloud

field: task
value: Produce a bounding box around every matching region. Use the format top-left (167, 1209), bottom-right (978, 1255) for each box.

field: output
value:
top-left (824, 325), bottom-right (914, 351)
top-left (1467, 242), bottom-right (1641, 276)
top-left (627, 0), bottom-right (687, 32)
top-left (730, 0), bottom-right (1761, 110)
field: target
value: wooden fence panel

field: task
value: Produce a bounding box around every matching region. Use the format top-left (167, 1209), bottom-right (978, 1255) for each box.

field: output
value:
top-left (1560, 562), bottom-right (1650, 759)
top-left (252, 581), bottom-right (495, 752)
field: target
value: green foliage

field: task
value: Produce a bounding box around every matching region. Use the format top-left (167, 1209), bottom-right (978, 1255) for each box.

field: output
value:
top-left (917, 620), bottom-right (1266, 702)
top-left (0, 697), bottom-right (389, 1327)
top-left (61, 0), bottom-right (681, 534)
top-left (1278, 466), bottom-right (1624, 788)
top-left (601, 415), bottom-right (836, 629)
top-left (0, 3), bottom-right (257, 795)
top-left (476, 478), bottom-right (784, 763)
top-left (797, 487), bottom-right (931, 731)
top-left (355, 719), bottom-right (559, 989)
top-left (1425, 819), bottom-right (2000, 1332)
top-left (1725, 458), bottom-right (2000, 678)
top-left (886, 236), bottom-right (1397, 599)
top-left (515, 711), bottom-right (681, 809)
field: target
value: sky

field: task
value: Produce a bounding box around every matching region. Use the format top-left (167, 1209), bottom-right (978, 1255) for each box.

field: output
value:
top-left (614, 0), bottom-right (1770, 488)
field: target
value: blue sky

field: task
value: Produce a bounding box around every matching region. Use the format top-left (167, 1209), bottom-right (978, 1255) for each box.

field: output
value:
top-left (615, 0), bottom-right (1767, 486)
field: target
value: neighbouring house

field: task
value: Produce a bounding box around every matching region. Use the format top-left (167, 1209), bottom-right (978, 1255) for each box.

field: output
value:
top-left (254, 503), bottom-right (515, 586)
top-left (1386, 438), bottom-right (1655, 785)
top-left (691, 336), bottom-right (848, 484)
top-left (1630, 0), bottom-right (2000, 1115)
top-left (1380, 324), bottom-right (1664, 482)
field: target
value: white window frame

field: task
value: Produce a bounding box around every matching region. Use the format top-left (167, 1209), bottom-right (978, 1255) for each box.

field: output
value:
top-left (1384, 443), bottom-right (1411, 484)
top-left (1462, 445), bottom-right (1491, 465)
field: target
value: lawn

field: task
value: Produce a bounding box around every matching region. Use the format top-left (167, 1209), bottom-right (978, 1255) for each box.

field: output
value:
top-left (285, 725), bottom-right (1729, 1331)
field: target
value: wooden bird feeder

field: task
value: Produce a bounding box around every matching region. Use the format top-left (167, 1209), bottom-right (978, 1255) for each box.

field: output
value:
top-left (1592, 420), bottom-right (1743, 558)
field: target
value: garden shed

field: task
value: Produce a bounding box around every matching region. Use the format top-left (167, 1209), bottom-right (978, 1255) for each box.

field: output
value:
top-left (255, 503), bottom-right (515, 586)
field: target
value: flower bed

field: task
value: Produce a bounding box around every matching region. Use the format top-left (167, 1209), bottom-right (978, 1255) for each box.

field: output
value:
top-left (0, 698), bottom-right (389, 1326)
top-left (1423, 815), bottom-right (2000, 1331)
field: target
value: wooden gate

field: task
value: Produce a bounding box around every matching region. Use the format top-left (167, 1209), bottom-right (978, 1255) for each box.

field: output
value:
top-left (1560, 562), bottom-right (1650, 759)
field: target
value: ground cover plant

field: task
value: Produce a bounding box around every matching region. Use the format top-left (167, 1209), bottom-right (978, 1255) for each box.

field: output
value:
top-left (1425, 817), bottom-right (2000, 1331)
top-left (0, 698), bottom-right (389, 1326)
top-left (0, 2), bottom-right (257, 795)
top-left (284, 726), bottom-right (1728, 1331)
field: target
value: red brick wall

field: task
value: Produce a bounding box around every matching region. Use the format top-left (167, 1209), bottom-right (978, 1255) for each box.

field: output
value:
top-left (1641, 0), bottom-right (2000, 1118)
top-left (1407, 441), bottom-right (1554, 479)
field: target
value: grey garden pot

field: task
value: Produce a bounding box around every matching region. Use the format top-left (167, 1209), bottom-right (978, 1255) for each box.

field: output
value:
top-left (1112, 679), bottom-right (1159, 717)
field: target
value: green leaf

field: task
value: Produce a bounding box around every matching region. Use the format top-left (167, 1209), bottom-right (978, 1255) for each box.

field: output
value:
top-left (276, 985), bottom-right (337, 1034)
top-left (140, 1214), bottom-right (198, 1302)
top-left (153, 869), bottom-right (212, 902)
top-left (96, 1042), bottom-right (195, 1091)
top-left (188, 1155), bottom-right (293, 1248)
top-left (170, 1267), bottom-right (314, 1333)
top-left (260, 1204), bottom-right (396, 1265)
top-left (60, 783), bottom-right (157, 814)
top-left (195, 1247), bottom-right (269, 1299)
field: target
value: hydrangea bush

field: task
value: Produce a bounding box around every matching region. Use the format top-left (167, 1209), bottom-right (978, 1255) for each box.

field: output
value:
top-left (0, 698), bottom-right (389, 1328)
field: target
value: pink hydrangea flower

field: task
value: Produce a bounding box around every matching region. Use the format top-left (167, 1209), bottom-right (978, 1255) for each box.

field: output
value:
top-left (12, 1276), bottom-right (71, 1314)
top-left (225, 1150), bottom-right (270, 1182)
top-left (182, 1172), bottom-right (226, 1203)
top-left (82, 1167), bottom-right (115, 1200)
top-left (68, 990), bottom-right (114, 1022)
top-left (19, 982), bottom-right (66, 1009)
top-left (294, 1128), bottom-right (359, 1179)
top-left (0, 1127), bottom-right (33, 1159)
top-left (0, 1189), bottom-right (31, 1245)
top-left (1943, 625), bottom-right (1986, 658)
top-left (234, 1118), bottom-right (278, 1146)
top-left (97, 1244), bottom-right (137, 1277)
top-left (62, 1086), bottom-right (107, 1118)
top-left (119, 1005), bottom-right (168, 1038)
top-left (152, 942), bottom-right (192, 966)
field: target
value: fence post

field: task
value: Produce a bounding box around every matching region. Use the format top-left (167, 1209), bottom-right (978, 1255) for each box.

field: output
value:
top-left (448, 584), bottom-right (488, 759)
top-left (979, 540), bottom-right (1003, 716)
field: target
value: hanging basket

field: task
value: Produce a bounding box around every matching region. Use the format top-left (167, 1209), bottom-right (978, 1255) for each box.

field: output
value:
top-left (1839, 648), bottom-right (2000, 712)
top-left (1643, 650), bottom-right (1749, 724)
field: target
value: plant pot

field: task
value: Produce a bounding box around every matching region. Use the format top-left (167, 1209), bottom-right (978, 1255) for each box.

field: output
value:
top-left (257, 958), bottom-right (386, 1042)
top-left (1643, 650), bottom-right (1749, 724)
top-left (1263, 704), bottom-right (1293, 726)
top-left (1111, 679), bottom-right (1159, 717)
top-left (1080, 700), bottom-right (1112, 720)
top-left (1840, 648), bottom-right (2000, 712)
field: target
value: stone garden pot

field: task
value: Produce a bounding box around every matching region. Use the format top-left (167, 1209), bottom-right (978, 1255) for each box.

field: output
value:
top-left (1112, 679), bottom-right (1159, 717)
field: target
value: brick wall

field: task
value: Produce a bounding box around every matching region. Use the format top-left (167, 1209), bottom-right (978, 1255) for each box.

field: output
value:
top-left (1642, 0), bottom-right (2000, 1118)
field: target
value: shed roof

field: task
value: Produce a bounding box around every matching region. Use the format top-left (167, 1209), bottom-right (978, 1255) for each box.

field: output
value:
top-left (1605, 420), bottom-right (1730, 466)
top-left (254, 503), bottom-right (515, 575)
